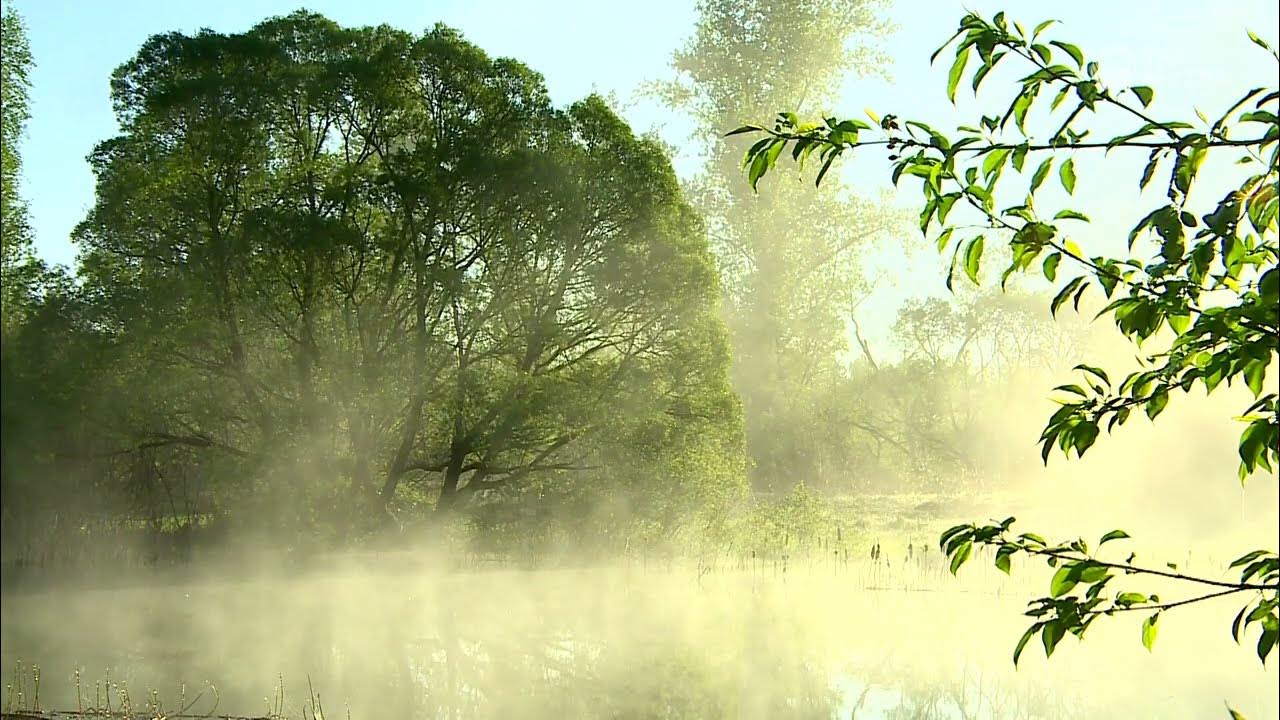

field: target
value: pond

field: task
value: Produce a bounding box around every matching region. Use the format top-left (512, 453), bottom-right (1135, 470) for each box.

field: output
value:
top-left (2, 555), bottom-right (1276, 719)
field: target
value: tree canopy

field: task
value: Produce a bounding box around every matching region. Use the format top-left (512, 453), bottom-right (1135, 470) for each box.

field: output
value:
top-left (6, 11), bottom-right (747, 549)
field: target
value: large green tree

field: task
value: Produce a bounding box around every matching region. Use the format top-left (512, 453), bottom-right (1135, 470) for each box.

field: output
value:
top-left (738, 10), bottom-right (1278, 672)
top-left (63, 12), bottom-right (744, 541)
top-left (655, 0), bottom-right (897, 494)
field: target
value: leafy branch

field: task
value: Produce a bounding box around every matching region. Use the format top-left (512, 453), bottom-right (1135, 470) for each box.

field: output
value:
top-left (732, 8), bottom-right (1277, 491)
top-left (940, 519), bottom-right (1279, 665)
top-left (732, 10), bottom-right (1279, 672)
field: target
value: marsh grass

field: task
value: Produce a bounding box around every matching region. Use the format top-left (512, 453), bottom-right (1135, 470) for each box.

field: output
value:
top-left (1, 665), bottom-right (338, 720)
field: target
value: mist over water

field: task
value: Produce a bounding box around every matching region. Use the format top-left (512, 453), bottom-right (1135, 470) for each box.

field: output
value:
top-left (4, 551), bottom-right (1277, 719)
top-left (3, 379), bottom-right (1277, 717)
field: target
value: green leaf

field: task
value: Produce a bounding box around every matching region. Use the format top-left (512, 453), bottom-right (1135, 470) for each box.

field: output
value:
top-left (1145, 388), bottom-right (1169, 420)
top-left (743, 137), bottom-right (772, 168)
top-left (1247, 29), bottom-right (1276, 57)
top-left (947, 48), bottom-right (970, 103)
top-left (938, 525), bottom-right (970, 552)
top-left (815, 152), bottom-right (837, 187)
top-left (1050, 276), bottom-right (1085, 317)
top-left (1013, 625), bottom-right (1037, 665)
top-left (1261, 268), bottom-right (1279, 301)
top-left (1099, 529), bottom-right (1130, 545)
top-left (981, 147), bottom-right (1011, 180)
top-left (1244, 361), bottom-right (1267, 397)
top-left (1139, 151), bottom-right (1163, 190)
top-left (995, 547), bottom-right (1013, 574)
top-left (1054, 209), bottom-right (1089, 222)
top-left (934, 227), bottom-right (956, 253)
top-left (1042, 620), bottom-right (1067, 657)
top-left (1239, 420), bottom-right (1273, 476)
top-left (1059, 158), bottom-right (1077, 194)
top-left (930, 26), bottom-right (967, 65)
top-left (1231, 550), bottom-right (1271, 569)
top-left (1131, 86), bottom-right (1154, 108)
top-left (1011, 92), bottom-right (1035, 134)
top-left (1078, 563), bottom-right (1107, 583)
top-left (1050, 40), bottom-right (1084, 68)
top-left (1051, 83), bottom-right (1072, 111)
top-left (1142, 613), bottom-right (1160, 651)
top-left (1050, 565), bottom-right (1079, 597)
top-left (1258, 627), bottom-right (1277, 663)
top-left (971, 61), bottom-right (995, 94)
top-left (1032, 19), bottom-right (1058, 39)
top-left (1020, 532), bottom-right (1048, 547)
top-left (1074, 364), bottom-right (1111, 387)
top-left (748, 140), bottom-right (783, 190)
top-left (1012, 143), bottom-right (1029, 172)
top-left (949, 538), bottom-right (973, 575)
top-left (1030, 157), bottom-right (1054, 195)
top-left (1072, 421), bottom-right (1099, 456)
top-left (937, 193), bottom-right (962, 225)
top-left (963, 236), bottom-right (985, 284)
top-left (1232, 604), bottom-right (1251, 642)
top-left (1042, 252), bottom-right (1061, 282)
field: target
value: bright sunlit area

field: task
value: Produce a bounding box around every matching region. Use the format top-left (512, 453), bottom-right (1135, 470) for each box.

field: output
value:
top-left (1, 1), bottom-right (1277, 718)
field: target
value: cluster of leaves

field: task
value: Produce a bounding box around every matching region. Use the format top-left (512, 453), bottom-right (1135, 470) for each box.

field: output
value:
top-left (732, 10), bottom-right (1279, 669)
top-left (942, 519), bottom-right (1278, 665)
top-left (734, 12), bottom-right (1278, 480)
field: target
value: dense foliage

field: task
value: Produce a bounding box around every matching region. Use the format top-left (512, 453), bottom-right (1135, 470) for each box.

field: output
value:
top-left (737, 11), bottom-right (1279, 665)
top-left (2, 12), bottom-right (747, 554)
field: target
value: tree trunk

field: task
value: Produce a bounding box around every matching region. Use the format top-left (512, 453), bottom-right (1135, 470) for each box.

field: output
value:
top-left (436, 455), bottom-right (464, 513)
top-left (381, 214), bottom-right (436, 509)
top-left (379, 394), bottom-right (424, 507)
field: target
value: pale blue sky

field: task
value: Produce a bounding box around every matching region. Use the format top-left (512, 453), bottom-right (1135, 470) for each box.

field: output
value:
top-left (8, 0), bottom-right (1278, 274)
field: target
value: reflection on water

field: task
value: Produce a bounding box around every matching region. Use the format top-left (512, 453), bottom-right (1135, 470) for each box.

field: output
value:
top-left (2, 560), bottom-right (1276, 719)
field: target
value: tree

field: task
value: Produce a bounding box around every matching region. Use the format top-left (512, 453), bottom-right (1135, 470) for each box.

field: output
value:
top-left (830, 289), bottom-right (1090, 490)
top-left (0, 7), bottom-right (84, 557)
top-left (654, 0), bottom-right (897, 494)
top-left (1, 6), bottom-right (38, 334)
top-left (736, 12), bottom-right (1278, 667)
top-left (62, 11), bottom-right (745, 541)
